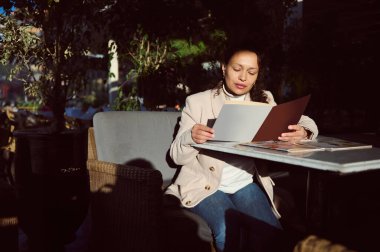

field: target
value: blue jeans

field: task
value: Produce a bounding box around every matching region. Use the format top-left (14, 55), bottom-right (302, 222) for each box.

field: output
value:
top-left (188, 183), bottom-right (282, 252)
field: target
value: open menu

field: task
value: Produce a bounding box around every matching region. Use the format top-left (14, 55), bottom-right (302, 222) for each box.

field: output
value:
top-left (212, 95), bottom-right (310, 142)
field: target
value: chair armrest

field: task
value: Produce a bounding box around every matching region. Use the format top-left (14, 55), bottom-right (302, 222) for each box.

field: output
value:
top-left (87, 159), bottom-right (163, 184)
top-left (87, 127), bottom-right (97, 161)
top-left (87, 159), bottom-right (163, 252)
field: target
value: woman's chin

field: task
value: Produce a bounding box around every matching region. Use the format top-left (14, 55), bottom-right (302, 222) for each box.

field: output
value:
top-left (233, 89), bottom-right (249, 96)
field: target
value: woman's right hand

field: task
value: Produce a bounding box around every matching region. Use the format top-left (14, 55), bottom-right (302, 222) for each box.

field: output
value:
top-left (191, 124), bottom-right (215, 144)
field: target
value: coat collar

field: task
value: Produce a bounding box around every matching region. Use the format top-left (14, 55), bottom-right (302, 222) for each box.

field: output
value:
top-left (210, 87), bottom-right (251, 118)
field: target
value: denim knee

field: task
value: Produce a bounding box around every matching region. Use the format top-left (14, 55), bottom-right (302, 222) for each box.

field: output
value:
top-left (213, 221), bottom-right (227, 252)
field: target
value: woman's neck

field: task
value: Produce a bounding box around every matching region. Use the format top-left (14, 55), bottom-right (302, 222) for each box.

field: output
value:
top-left (222, 84), bottom-right (246, 101)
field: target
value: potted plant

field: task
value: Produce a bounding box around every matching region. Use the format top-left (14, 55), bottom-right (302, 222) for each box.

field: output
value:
top-left (0, 2), bottom-right (106, 251)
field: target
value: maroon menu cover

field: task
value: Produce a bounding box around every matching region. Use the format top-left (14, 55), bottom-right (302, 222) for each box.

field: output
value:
top-left (252, 94), bottom-right (311, 141)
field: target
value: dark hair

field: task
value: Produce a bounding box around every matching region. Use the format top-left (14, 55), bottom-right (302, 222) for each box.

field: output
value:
top-left (214, 42), bottom-right (268, 103)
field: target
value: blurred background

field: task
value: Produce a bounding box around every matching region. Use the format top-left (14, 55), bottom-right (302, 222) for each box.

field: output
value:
top-left (1, 0), bottom-right (379, 134)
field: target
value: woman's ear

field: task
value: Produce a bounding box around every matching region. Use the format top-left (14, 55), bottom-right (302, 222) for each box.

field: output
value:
top-left (222, 65), bottom-right (226, 76)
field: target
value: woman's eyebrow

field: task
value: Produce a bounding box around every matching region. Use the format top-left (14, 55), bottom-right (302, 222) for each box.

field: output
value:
top-left (247, 67), bottom-right (258, 70)
top-left (231, 63), bottom-right (258, 69)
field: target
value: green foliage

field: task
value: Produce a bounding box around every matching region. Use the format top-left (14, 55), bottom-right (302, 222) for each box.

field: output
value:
top-left (111, 69), bottom-right (140, 111)
top-left (17, 99), bottom-right (42, 112)
top-left (210, 29), bottom-right (227, 41)
top-left (0, 0), bottom-right (110, 131)
top-left (0, 13), bottom-right (44, 99)
top-left (112, 85), bottom-right (140, 111)
top-left (113, 27), bottom-right (169, 111)
top-left (1, 0), bottom-right (296, 114)
top-left (126, 27), bottom-right (168, 76)
top-left (114, 26), bottom-right (227, 110)
top-left (170, 40), bottom-right (206, 59)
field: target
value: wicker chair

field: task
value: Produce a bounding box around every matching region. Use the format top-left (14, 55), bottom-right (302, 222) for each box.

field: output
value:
top-left (87, 131), bottom-right (163, 251)
top-left (87, 111), bottom-right (213, 252)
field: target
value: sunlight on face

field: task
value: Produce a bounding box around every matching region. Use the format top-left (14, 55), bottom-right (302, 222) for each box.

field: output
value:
top-left (222, 51), bottom-right (259, 96)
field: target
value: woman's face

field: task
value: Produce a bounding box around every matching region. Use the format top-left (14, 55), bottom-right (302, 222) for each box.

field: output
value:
top-left (222, 50), bottom-right (259, 96)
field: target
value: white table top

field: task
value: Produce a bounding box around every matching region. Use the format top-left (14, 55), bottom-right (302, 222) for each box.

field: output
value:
top-left (193, 139), bottom-right (380, 174)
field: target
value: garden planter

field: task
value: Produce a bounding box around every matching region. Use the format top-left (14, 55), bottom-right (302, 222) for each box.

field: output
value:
top-left (14, 128), bottom-right (89, 252)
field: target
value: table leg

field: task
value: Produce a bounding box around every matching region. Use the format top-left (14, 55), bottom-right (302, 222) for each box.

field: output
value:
top-left (304, 170), bottom-right (330, 234)
top-left (305, 170), bottom-right (311, 221)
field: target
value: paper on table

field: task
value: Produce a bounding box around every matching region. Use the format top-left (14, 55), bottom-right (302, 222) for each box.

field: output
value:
top-left (240, 137), bottom-right (372, 153)
top-left (241, 140), bottom-right (325, 153)
top-left (299, 137), bottom-right (373, 151)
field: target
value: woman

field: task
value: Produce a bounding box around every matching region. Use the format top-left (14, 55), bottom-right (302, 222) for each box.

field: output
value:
top-left (166, 44), bottom-right (318, 252)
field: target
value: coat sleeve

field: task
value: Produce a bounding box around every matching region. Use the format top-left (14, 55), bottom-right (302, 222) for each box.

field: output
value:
top-left (297, 115), bottom-right (319, 140)
top-left (170, 95), bottom-right (201, 166)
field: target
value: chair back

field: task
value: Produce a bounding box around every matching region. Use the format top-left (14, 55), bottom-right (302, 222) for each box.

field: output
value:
top-left (92, 111), bottom-right (181, 186)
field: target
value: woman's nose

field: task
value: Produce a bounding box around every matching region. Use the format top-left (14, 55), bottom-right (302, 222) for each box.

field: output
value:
top-left (239, 72), bottom-right (247, 81)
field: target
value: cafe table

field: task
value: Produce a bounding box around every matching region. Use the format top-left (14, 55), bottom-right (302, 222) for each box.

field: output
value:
top-left (192, 136), bottom-right (380, 234)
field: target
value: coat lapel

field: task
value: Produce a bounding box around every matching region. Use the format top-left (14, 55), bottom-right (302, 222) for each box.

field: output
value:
top-left (210, 88), bottom-right (225, 118)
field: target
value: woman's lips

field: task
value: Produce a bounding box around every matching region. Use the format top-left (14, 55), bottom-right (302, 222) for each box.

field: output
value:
top-left (235, 83), bottom-right (246, 89)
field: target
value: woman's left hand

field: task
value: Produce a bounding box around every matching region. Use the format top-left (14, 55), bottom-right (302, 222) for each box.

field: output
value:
top-left (278, 125), bottom-right (308, 142)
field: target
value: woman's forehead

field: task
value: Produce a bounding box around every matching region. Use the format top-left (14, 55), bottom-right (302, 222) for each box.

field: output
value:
top-left (229, 51), bottom-right (259, 67)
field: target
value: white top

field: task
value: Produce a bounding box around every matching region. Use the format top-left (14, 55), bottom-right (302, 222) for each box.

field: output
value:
top-left (218, 86), bottom-right (253, 193)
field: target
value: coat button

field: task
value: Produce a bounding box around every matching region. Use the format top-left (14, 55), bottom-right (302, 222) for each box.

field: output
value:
top-left (185, 201), bottom-right (191, 206)
top-left (209, 166), bottom-right (215, 172)
top-left (205, 185), bottom-right (211, 190)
